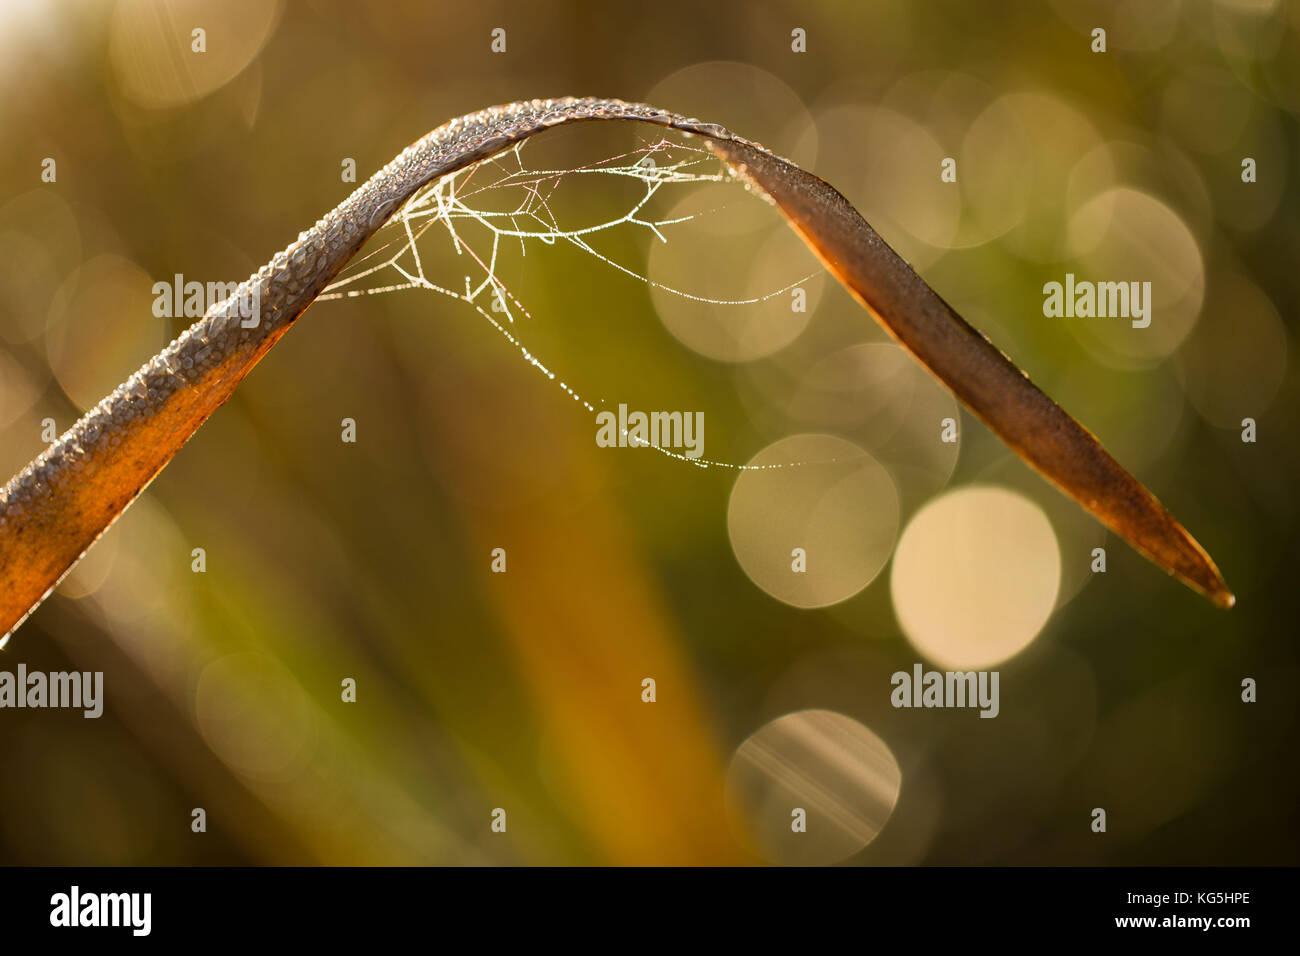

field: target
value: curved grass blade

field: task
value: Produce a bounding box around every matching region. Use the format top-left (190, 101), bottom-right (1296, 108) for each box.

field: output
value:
top-left (705, 137), bottom-right (1234, 610)
top-left (0, 97), bottom-right (1232, 644)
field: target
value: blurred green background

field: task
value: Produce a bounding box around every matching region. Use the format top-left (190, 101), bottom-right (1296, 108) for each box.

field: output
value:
top-left (0, 0), bottom-right (1296, 865)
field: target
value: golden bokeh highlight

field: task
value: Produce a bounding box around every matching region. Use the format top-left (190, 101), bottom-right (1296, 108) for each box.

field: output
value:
top-left (194, 652), bottom-right (317, 785)
top-left (787, 342), bottom-right (921, 435)
top-left (811, 103), bottom-right (960, 268)
top-left (726, 709), bottom-right (902, 865)
top-left (1066, 187), bottom-right (1204, 366)
top-left (643, 60), bottom-right (818, 168)
top-left (728, 434), bottom-right (899, 608)
top-left (44, 255), bottom-right (168, 411)
top-left (109, 0), bottom-right (282, 110)
top-left (786, 342), bottom-right (962, 506)
top-left (55, 522), bottom-right (121, 600)
top-left (1066, 139), bottom-right (1210, 243)
top-left (891, 486), bottom-right (1061, 669)
top-left (963, 92), bottom-right (1105, 261)
top-left (647, 185), bottom-right (824, 361)
top-left (879, 70), bottom-right (997, 155)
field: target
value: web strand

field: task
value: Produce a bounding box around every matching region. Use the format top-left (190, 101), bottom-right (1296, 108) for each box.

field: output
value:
top-left (319, 136), bottom-right (837, 471)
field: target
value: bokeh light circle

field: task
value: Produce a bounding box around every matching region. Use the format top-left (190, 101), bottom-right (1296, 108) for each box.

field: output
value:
top-left (811, 104), bottom-right (960, 268)
top-left (195, 652), bottom-right (315, 784)
top-left (726, 709), bottom-right (902, 865)
top-left (728, 434), bottom-right (899, 608)
top-left (647, 186), bottom-right (823, 362)
top-left (1065, 187), bottom-right (1205, 366)
top-left (44, 255), bottom-right (167, 411)
top-left (962, 92), bottom-right (1105, 261)
top-left (109, 0), bottom-right (282, 110)
top-left (891, 486), bottom-right (1060, 668)
top-left (643, 60), bottom-right (818, 168)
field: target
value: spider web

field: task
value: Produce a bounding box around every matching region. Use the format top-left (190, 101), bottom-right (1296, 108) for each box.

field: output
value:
top-left (319, 134), bottom-right (824, 470)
